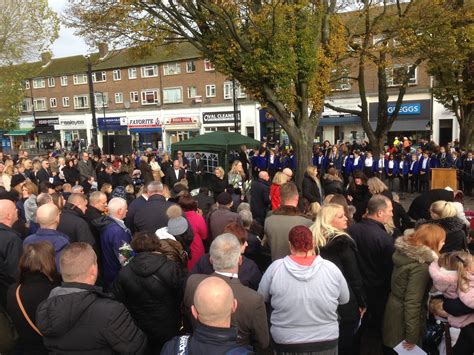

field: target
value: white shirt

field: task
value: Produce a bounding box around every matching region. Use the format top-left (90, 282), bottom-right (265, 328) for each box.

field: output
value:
top-left (388, 160), bottom-right (394, 169)
top-left (378, 159), bottom-right (384, 168)
top-left (399, 161), bottom-right (404, 169)
top-left (364, 157), bottom-right (373, 167)
top-left (174, 168), bottom-right (180, 179)
top-left (410, 161), bottom-right (415, 170)
top-left (422, 158), bottom-right (428, 169)
top-left (354, 157), bottom-right (360, 166)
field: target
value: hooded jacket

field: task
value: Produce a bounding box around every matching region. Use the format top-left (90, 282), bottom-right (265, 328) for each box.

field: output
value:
top-left (112, 252), bottom-right (185, 351)
top-left (382, 237), bottom-right (437, 348)
top-left (258, 256), bottom-right (349, 345)
top-left (36, 282), bottom-right (147, 354)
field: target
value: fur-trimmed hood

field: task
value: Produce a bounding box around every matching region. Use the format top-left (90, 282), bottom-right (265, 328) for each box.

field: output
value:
top-left (429, 261), bottom-right (458, 298)
top-left (394, 236), bottom-right (438, 264)
top-left (271, 205), bottom-right (306, 217)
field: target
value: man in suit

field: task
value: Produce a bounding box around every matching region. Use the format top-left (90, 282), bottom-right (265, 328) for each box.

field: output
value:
top-left (36, 159), bottom-right (53, 184)
top-left (190, 153), bottom-right (205, 189)
top-left (184, 233), bottom-right (269, 352)
top-left (164, 160), bottom-right (186, 188)
top-left (77, 152), bottom-right (96, 184)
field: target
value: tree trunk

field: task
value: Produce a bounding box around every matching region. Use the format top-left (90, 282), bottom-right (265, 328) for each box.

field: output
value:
top-left (459, 110), bottom-right (473, 149)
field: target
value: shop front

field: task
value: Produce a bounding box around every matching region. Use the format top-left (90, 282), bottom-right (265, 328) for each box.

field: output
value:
top-left (33, 117), bottom-right (60, 150)
top-left (163, 116), bottom-right (200, 149)
top-left (319, 116), bottom-right (363, 144)
top-left (121, 117), bottom-right (162, 150)
top-left (55, 117), bottom-right (91, 150)
top-left (97, 117), bottom-right (128, 148)
top-left (369, 100), bottom-right (432, 144)
top-left (5, 129), bottom-right (34, 151)
top-left (202, 111), bottom-right (241, 134)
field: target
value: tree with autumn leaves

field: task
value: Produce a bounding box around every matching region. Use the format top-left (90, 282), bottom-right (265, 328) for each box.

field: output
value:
top-left (66, 0), bottom-right (346, 186)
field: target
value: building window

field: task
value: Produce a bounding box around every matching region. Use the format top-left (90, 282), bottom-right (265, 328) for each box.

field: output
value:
top-left (92, 71), bottom-right (106, 83)
top-left (187, 86), bottom-right (198, 98)
top-left (47, 77), bottom-right (55, 87)
top-left (186, 60), bottom-right (196, 73)
top-left (206, 84), bottom-right (216, 97)
top-left (163, 63), bottom-right (181, 76)
top-left (73, 74), bottom-right (88, 85)
top-left (331, 68), bottom-right (351, 91)
top-left (23, 80), bottom-right (30, 89)
top-left (94, 92), bottom-right (108, 107)
top-left (115, 92), bottom-right (123, 104)
top-left (223, 81), bottom-right (247, 99)
top-left (33, 98), bottom-right (47, 111)
top-left (49, 98), bottom-right (57, 108)
top-left (62, 97), bottom-right (70, 107)
top-left (112, 69), bottom-right (121, 81)
top-left (141, 65), bottom-right (158, 78)
top-left (204, 59), bottom-right (215, 71)
top-left (32, 78), bottom-right (45, 89)
top-left (60, 76), bottom-right (68, 86)
top-left (373, 34), bottom-right (387, 47)
top-left (163, 87), bottom-right (183, 104)
top-left (130, 91), bottom-right (139, 103)
top-left (21, 98), bottom-right (31, 112)
top-left (73, 95), bottom-right (89, 109)
top-left (386, 64), bottom-right (417, 87)
top-left (128, 68), bottom-right (137, 79)
top-left (141, 89), bottom-right (160, 105)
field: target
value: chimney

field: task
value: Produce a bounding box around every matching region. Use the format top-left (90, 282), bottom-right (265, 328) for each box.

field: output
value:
top-left (41, 52), bottom-right (52, 65)
top-left (98, 43), bottom-right (109, 59)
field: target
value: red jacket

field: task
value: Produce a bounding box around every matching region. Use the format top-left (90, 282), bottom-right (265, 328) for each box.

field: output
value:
top-left (270, 183), bottom-right (281, 210)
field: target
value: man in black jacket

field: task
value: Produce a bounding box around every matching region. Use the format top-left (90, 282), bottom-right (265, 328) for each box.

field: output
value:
top-left (133, 181), bottom-right (174, 233)
top-left (250, 171), bottom-right (271, 226)
top-left (164, 160), bottom-right (186, 188)
top-left (36, 243), bottom-right (147, 354)
top-left (58, 193), bottom-right (96, 252)
top-left (125, 185), bottom-right (148, 233)
top-left (36, 160), bottom-right (52, 185)
top-left (162, 276), bottom-right (252, 355)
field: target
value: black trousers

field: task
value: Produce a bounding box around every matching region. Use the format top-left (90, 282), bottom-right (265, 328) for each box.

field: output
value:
top-left (454, 323), bottom-right (474, 355)
top-left (409, 174), bottom-right (418, 193)
top-left (419, 172), bottom-right (429, 192)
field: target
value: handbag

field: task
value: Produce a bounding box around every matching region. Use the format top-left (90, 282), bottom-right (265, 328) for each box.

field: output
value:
top-left (15, 285), bottom-right (43, 336)
top-left (422, 317), bottom-right (444, 355)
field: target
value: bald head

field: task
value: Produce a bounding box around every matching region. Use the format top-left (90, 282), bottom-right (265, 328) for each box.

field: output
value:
top-left (191, 277), bottom-right (237, 328)
top-left (258, 171), bottom-right (269, 181)
top-left (0, 200), bottom-right (18, 227)
top-left (282, 168), bottom-right (293, 179)
top-left (37, 204), bottom-right (60, 229)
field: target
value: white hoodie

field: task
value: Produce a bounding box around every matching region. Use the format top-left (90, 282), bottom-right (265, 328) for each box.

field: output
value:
top-left (258, 255), bottom-right (349, 344)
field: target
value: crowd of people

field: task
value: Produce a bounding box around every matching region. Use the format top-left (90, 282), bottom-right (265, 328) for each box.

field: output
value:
top-left (0, 137), bottom-right (472, 355)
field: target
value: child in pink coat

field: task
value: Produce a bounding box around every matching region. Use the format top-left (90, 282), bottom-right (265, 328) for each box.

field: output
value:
top-left (429, 251), bottom-right (474, 328)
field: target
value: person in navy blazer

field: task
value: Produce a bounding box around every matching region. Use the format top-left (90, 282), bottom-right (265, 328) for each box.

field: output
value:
top-left (350, 150), bottom-right (363, 173)
top-left (327, 146), bottom-right (342, 171)
top-left (408, 154), bottom-right (420, 193)
top-left (398, 155), bottom-right (410, 194)
top-left (362, 151), bottom-right (375, 178)
top-left (373, 153), bottom-right (386, 181)
top-left (437, 146), bottom-right (453, 168)
top-left (314, 150), bottom-right (328, 175)
top-left (418, 151), bottom-right (431, 192)
top-left (384, 154), bottom-right (399, 191)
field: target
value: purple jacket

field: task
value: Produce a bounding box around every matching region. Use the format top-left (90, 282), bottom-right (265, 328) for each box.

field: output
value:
top-left (23, 228), bottom-right (70, 270)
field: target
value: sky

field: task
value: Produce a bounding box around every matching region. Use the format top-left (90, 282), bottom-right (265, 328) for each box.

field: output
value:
top-left (49, 0), bottom-right (91, 58)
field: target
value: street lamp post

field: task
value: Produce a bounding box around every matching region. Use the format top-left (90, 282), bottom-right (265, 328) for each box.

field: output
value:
top-left (85, 55), bottom-right (98, 147)
top-left (232, 77), bottom-right (239, 133)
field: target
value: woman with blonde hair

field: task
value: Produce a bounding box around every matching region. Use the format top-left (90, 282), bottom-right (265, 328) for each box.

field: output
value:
top-left (367, 176), bottom-right (388, 195)
top-left (210, 166), bottom-right (226, 197)
top-left (421, 200), bottom-right (467, 253)
top-left (228, 160), bottom-right (246, 190)
top-left (302, 165), bottom-right (322, 204)
top-left (383, 224), bottom-right (446, 352)
top-left (311, 203), bottom-right (366, 354)
top-left (270, 171), bottom-right (289, 210)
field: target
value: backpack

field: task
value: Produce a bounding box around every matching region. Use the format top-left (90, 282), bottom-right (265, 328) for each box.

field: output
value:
top-left (174, 335), bottom-right (253, 355)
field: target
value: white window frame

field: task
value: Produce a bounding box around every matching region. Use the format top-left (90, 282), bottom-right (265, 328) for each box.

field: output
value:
top-left (94, 92), bottom-right (108, 108)
top-left (373, 34), bottom-right (387, 47)
top-left (128, 68), bottom-right (137, 79)
top-left (32, 78), bottom-right (45, 89)
top-left (62, 97), bottom-right (70, 107)
top-left (33, 98), bottom-right (47, 111)
top-left (223, 81), bottom-right (247, 99)
top-left (187, 86), bottom-right (198, 98)
top-left (163, 63), bottom-right (181, 76)
top-left (49, 98), bottom-right (57, 108)
top-left (114, 92), bottom-right (123, 104)
top-left (386, 64), bottom-right (417, 87)
top-left (112, 69), bottom-right (121, 81)
top-left (163, 87), bottom-right (183, 104)
top-left (204, 59), bottom-right (215, 71)
top-left (141, 65), bottom-right (158, 78)
top-left (47, 77), bottom-right (55, 87)
top-left (331, 68), bottom-right (352, 91)
top-left (92, 71), bottom-right (107, 83)
top-left (73, 74), bottom-right (88, 85)
top-left (73, 95), bottom-right (89, 109)
top-left (205, 84), bottom-right (216, 98)
top-left (186, 60), bottom-right (196, 73)
top-left (140, 89), bottom-right (160, 105)
top-left (60, 76), bottom-right (68, 86)
top-left (21, 98), bottom-right (31, 112)
top-left (130, 91), bottom-right (139, 103)
top-left (24, 80), bottom-right (30, 89)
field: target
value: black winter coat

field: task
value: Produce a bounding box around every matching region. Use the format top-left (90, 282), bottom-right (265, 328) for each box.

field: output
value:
top-left (58, 204), bottom-right (96, 250)
top-left (113, 172), bottom-right (132, 189)
top-left (320, 234), bottom-right (366, 321)
top-left (133, 195), bottom-right (175, 233)
top-left (250, 178), bottom-right (271, 222)
top-left (6, 272), bottom-right (59, 355)
top-left (36, 282), bottom-right (147, 354)
top-left (302, 173), bottom-right (322, 204)
top-left (210, 175), bottom-right (227, 198)
top-left (322, 177), bottom-right (344, 196)
top-left (112, 252), bottom-right (185, 352)
top-left (347, 184), bottom-right (370, 222)
top-left (408, 189), bottom-right (454, 221)
top-left (0, 223), bottom-right (23, 307)
top-left (62, 166), bottom-right (80, 186)
top-left (421, 217), bottom-right (467, 253)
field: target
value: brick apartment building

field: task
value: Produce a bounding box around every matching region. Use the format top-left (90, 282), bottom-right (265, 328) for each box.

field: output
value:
top-left (11, 42), bottom-right (261, 152)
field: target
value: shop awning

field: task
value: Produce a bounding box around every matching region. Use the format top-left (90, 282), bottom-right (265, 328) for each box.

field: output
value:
top-left (129, 127), bottom-right (162, 133)
top-left (319, 116), bottom-right (361, 126)
top-left (5, 129), bottom-right (33, 136)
